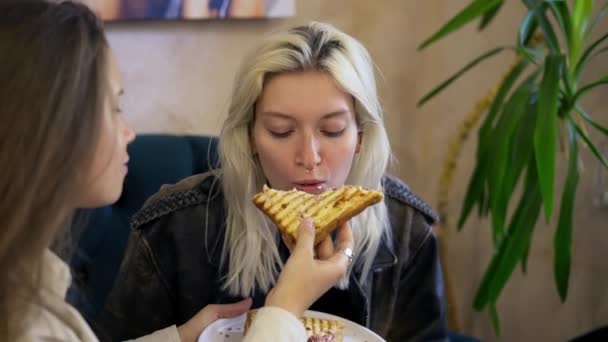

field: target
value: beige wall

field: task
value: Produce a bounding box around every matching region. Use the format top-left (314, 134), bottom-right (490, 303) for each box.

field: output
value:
top-left (105, 1), bottom-right (608, 340)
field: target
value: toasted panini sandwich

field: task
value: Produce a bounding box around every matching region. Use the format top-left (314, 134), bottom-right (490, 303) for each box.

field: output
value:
top-left (252, 185), bottom-right (383, 245)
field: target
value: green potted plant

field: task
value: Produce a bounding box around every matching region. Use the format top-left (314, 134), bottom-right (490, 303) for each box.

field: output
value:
top-left (418, 0), bottom-right (608, 334)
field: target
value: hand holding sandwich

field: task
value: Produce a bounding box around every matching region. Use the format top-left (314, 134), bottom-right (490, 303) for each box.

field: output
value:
top-left (265, 217), bottom-right (354, 318)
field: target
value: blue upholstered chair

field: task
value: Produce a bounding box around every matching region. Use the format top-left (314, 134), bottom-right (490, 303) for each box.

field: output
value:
top-left (68, 134), bottom-right (219, 323)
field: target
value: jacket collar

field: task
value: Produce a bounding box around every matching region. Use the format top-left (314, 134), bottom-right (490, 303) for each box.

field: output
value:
top-left (369, 235), bottom-right (398, 272)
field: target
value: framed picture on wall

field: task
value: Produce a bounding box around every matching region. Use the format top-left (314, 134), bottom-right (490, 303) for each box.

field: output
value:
top-left (91, 0), bottom-right (295, 21)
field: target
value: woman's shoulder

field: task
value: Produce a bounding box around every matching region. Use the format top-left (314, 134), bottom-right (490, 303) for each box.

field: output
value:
top-left (382, 174), bottom-right (438, 225)
top-left (130, 170), bottom-right (224, 231)
top-left (381, 175), bottom-right (440, 267)
top-left (18, 297), bottom-right (96, 342)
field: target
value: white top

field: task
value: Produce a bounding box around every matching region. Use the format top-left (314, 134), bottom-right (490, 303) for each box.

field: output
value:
top-left (16, 250), bottom-right (306, 342)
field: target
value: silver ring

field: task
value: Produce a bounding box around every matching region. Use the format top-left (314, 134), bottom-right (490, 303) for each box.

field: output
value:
top-left (343, 247), bottom-right (354, 264)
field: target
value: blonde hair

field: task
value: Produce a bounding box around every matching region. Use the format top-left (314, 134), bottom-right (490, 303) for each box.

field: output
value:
top-left (217, 22), bottom-right (392, 296)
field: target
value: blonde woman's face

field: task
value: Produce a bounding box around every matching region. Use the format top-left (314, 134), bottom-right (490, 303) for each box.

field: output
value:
top-left (252, 70), bottom-right (360, 194)
top-left (79, 48), bottom-right (135, 207)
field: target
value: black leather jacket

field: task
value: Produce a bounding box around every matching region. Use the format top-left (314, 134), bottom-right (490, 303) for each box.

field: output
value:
top-left (97, 172), bottom-right (448, 341)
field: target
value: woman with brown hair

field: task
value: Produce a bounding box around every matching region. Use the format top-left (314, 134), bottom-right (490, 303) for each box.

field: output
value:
top-left (0, 1), bottom-right (352, 341)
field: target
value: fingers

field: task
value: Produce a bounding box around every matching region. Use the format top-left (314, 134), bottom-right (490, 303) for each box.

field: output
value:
top-left (281, 233), bottom-right (295, 252)
top-left (325, 245), bottom-right (351, 269)
top-left (292, 217), bottom-right (314, 256)
top-left (179, 298), bottom-right (253, 341)
top-left (316, 235), bottom-right (334, 260)
top-left (317, 222), bottom-right (353, 260)
top-left (335, 221), bottom-right (354, 251)
top-left (318, 223), bottom-right (354, 274)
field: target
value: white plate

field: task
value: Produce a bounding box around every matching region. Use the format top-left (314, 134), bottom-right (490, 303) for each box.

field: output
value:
top-left (198, 310), bottom-right (385, 341)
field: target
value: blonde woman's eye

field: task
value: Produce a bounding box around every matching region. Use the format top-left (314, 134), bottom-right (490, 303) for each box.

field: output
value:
top-left (269, 130), bottom-right (293, 138)
top-left (323, 129), bottom-right (345, 138)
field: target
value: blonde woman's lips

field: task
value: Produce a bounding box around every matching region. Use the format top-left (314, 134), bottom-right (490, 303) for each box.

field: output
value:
top-left (294, 181), bottom-right (326, 194)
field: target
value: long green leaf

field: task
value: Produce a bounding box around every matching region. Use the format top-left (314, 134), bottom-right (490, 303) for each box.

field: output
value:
top-left (518, 99), bottom-right (539, 274)
top-left (488, 86), bottom-right (531, 244)
top-left (503, 90), bottom-right (537, 199)
top-left (534, 54), bottom-right (563, 221)
top-left (517, 10), bottom-right (542, 66)
top-left (465, 70), bottom-right (535, 228)
top-left (480, 178), bottom-right (491, 217)
top-left (488, 160), bottom-right (542, 303)
top-left (561, 58), bottom-right (575, 98)
top-left (523, 0), bottom-right (562, 53)
top-left (418, 0), bottom-right (504, 50)
top-left (519, 9), bottom-right (539, 46)
top-left (478, 58), bottom-right (531, 158)
top-left (474, 159), bottom-right (542, 310)
top-left (572, 0), bottom-right (594, 38)
top-left (488, 125), bottom-right (510, 242)
top-left (479, 2), bottom-right (504, 30)
top-left (574, 32), bottom-right (608, 81)
top-left (458, 160), bottom-right (488, 230)
top-left (571, 118), bottom-right (608, 168)
top-left (417, 47), bottom-right (507, 107)
top-left (509, 96), bottom-right (538, 216)
top-left (575, 106), bottom-right (608, 136)
top-left (548, 1), bottom-right (573, 49)
top-left (554, 120), bottom-right (579, 302)
top-left (474, 68), bottom-right (538, 236)
top-left (474, 243), bottom-right (503, 310)
top-left (570, 0), bottom-right (594, 69)
top-left (490, 302), bottom-right (501, 336)
top-left (573, 75), bottom-right (608, 103)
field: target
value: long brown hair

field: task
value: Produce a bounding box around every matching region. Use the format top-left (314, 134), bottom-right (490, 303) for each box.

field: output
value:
top-left (0, 1), bottom-right (109, 339)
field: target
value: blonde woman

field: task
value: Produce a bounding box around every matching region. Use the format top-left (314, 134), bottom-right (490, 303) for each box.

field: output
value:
top-left (100, 22), bottom-right (448, 341)
top-left (0, 2), bottom-right (351, 341)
